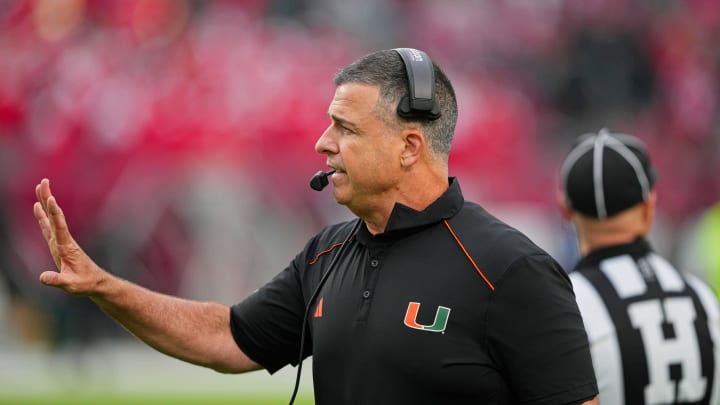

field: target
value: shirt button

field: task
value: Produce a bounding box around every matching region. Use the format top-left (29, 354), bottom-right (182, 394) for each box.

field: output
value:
top-left (370, 259), bottom-right (379, 268)
top-left (362, 290), bottom-right (371, 299)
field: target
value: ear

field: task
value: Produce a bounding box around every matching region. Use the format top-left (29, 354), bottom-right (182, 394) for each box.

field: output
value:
top-left (556, 191), bottom-right (574, 220)
top-left (642, 191), bottom-right (657, 227)
top-left (399, 129), bottom-right (425, 167)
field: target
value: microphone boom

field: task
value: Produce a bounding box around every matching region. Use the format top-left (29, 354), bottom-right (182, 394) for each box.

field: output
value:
top-left (309, 170), bottom-right (336, 191)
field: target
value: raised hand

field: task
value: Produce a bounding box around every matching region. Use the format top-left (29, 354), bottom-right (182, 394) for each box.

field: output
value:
top-left (34, 178), bottom-right (106, 295)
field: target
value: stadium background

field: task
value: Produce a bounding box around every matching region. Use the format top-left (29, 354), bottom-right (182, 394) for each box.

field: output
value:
top-left (0, 0), bottom-right (719, 403)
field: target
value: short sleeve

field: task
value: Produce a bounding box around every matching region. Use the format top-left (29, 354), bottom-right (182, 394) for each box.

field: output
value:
top-left (486, 254), bottom-right (598, 405)
top-left (229, 260), bottom-right (310, 374)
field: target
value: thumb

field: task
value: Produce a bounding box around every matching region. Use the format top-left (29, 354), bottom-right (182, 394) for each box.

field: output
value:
top-left (39, 271), bottom-right (61, 287)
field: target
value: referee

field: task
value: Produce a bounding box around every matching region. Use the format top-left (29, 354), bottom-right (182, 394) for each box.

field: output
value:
top-left (559, 129), bottom-right (720, 404)
top-left (33, 49), bottom-right (598, 404)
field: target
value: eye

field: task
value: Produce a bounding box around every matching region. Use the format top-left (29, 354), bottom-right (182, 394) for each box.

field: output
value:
top-left (337, 124), bottom-right (353, 134)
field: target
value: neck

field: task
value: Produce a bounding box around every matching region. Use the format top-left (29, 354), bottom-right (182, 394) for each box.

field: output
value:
top-left (577, 231), bottom-right (642, 256)
top-left (572, 207), bottom-right (650, 256)
top-left (361, 169), bottom-right (448, 235)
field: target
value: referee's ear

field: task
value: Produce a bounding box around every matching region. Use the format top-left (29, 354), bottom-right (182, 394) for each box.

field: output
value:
top-left (556, 191), bottom-right (573, 220)
top-left (640, 190), bottom-right (657, 233)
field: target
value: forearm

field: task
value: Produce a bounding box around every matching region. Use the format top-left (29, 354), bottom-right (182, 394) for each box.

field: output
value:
top-left (33, 180), bottom-right (260, 374)
top-left (90, 271), bottom-right (259, 373)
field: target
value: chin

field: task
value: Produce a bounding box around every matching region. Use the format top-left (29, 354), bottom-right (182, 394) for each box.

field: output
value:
top-left (332, 193), bottom-right (349, 206)
top-left (331, 188), bottom-right (352, 207)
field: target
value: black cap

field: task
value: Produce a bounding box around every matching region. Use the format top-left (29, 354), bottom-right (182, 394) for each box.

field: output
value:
top-left (561, 128), bottom-right (658, 219)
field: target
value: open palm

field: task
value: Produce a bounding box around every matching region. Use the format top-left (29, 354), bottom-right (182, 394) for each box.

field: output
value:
top-left (34, 178), bottom-right (104, 296)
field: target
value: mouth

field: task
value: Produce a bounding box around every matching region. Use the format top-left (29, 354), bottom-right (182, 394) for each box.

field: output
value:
top-left (328, 164), bottom-right (345, 175)
top-left (328, 168), bottom-right (346, 185)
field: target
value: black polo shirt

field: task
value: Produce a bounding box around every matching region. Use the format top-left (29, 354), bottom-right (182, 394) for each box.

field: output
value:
top-left (230, 178), bottom-right (597, 404)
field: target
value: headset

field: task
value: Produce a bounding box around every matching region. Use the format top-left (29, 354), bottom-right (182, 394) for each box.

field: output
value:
top-left (394, 47), bottom-right (442, 121)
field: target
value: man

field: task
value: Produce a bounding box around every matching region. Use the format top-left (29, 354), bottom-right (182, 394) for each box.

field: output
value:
top-left (34, 48), bottom-right (598, 404)
top-left (559, 128), bottom-right (720, 404)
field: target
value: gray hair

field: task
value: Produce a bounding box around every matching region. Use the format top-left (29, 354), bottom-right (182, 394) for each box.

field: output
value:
top-left (334, 49), bottom-right (458, 159)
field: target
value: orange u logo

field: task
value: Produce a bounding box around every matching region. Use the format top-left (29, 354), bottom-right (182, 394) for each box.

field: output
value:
top-left (403, 302), bottom-right (451, 333)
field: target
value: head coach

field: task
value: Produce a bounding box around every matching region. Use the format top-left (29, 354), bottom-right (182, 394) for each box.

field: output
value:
top-left (33, 48), bottom-right (598, 404)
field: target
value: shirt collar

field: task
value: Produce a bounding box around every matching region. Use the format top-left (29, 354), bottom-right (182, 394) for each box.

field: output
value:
top-left (356, 177), bottom-right (464, 244)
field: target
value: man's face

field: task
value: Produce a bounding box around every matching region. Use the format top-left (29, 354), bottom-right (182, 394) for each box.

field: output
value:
top-left (315, 83), bottom-right (405, 213)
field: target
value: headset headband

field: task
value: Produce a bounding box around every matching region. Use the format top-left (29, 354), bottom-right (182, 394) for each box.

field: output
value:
top-left (394, 48), bottom-right (441, 121)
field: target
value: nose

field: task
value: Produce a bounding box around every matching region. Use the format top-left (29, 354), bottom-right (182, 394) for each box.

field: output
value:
top-left (315, 125), bottom-right (336, 155)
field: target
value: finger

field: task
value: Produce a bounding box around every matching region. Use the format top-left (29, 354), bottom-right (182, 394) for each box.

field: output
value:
top-left (36, 178), bottom-right (51, 213)
top-left (39, 270), bottom-right (61, 287)
top-left (33, 200), bottom-right (48, 222)
top-left (35, 183), bottom-right (45, 213)
top-left (47, 196), bottom-right (73, 245)
top-left (33, 202), bottom-right (53, 243)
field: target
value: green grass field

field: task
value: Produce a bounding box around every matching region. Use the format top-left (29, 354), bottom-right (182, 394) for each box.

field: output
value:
top-left (0, 394), bottom-right (314, 404)
top-left (0, 342), bottom-right (317, 405)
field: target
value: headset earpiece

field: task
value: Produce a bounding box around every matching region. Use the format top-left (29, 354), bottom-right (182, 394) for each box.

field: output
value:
top-left (394, 48), bottom-right (441, 121)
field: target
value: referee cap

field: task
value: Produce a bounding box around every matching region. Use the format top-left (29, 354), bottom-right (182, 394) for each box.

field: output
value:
top-left (561, 128), bottom-right (658, 220)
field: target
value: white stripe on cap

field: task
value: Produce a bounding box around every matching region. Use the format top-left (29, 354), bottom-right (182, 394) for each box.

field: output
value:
top-left (593, 129), bottom-right (610, 219)
top-left (605, 135), bottom-right (652, 201)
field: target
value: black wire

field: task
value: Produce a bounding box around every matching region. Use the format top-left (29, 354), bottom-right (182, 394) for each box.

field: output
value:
top-left (288, 219), bottom-right (362, 405)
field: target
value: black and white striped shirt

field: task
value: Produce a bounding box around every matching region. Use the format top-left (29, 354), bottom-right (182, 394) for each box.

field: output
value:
top-left (570, 238), bottom-right (720, 404)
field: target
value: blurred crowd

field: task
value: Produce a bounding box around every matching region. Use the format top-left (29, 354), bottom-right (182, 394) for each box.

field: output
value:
top-left (0, 0), bottom-right (718, 349)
